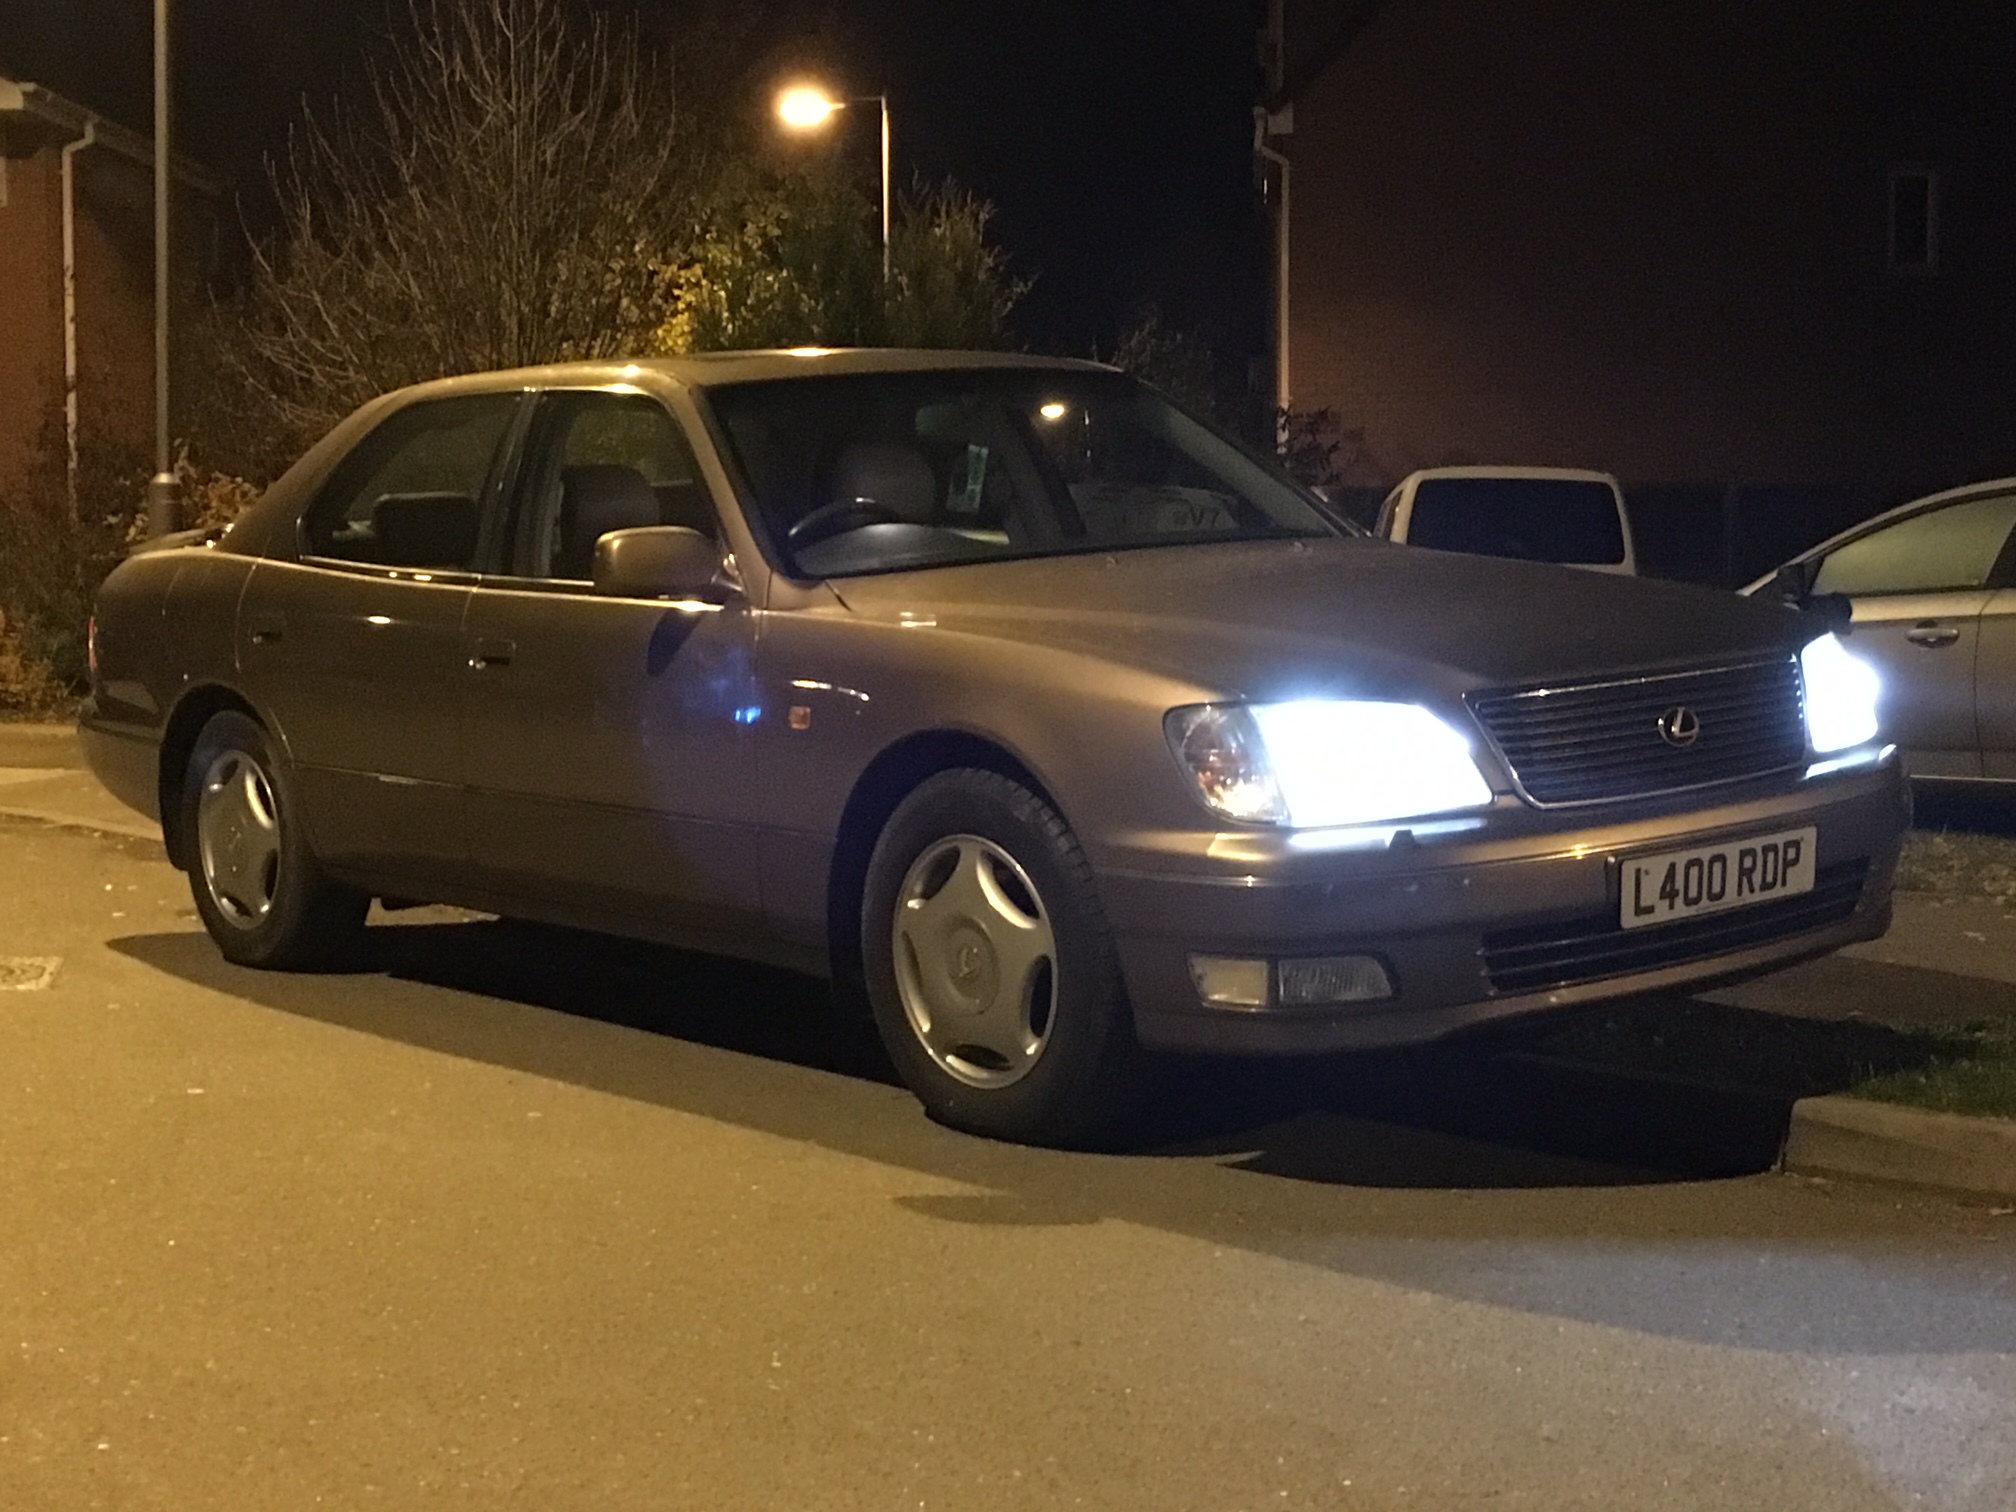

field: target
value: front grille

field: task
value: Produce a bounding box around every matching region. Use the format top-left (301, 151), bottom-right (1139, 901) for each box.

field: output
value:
top-left (1481, 859), bottom-right (1869, 995)
top-left (1469, 658), bottom-right (1807, 805)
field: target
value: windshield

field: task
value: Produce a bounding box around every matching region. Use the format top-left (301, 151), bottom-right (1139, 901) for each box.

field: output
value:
top-left (705, 369), bottom-right (1342, 578)
top-left (1406, 477), bottom-right (1626, 565)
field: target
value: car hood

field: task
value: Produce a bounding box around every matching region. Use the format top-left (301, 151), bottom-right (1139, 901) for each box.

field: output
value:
top-left (826, 536), bottom-right (1810, 703)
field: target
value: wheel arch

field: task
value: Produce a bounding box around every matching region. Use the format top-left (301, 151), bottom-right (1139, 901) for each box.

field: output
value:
top-left (825, 729), bottom-right (1065, 990)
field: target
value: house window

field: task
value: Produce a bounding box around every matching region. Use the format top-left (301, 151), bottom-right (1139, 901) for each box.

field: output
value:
top-left (1889, 167), bottom-right (1939, 274)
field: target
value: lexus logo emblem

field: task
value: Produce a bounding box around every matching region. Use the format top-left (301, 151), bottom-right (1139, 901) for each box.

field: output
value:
top-left (1658, 706), bottom-right (1702, 748)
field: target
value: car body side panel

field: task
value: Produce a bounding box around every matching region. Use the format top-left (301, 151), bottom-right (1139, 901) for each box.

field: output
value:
top-left (749, 605), bottom-right (1209, 950)
top-left (235, 560), bottom-right (472, 886)
top-left (1847, 588), bottom-right (1988, 778)
top-left (1973, 587), bottom-right (2016, 778)
top-left (459, 582), bottom-right (764, 934)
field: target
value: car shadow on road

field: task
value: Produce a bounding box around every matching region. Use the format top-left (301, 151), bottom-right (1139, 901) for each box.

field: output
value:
top-left (110, 912), bottom-right (1966, 1194)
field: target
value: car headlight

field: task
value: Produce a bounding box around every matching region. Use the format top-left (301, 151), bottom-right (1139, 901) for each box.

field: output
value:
top-left (1166, 700), bottom-right (1494, 828)
top-left (1800, 632), bottom-right (1881, 754)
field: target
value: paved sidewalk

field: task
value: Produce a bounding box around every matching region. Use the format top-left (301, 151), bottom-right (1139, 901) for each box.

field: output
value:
top-left (0, 722), bottom-right (154, 841)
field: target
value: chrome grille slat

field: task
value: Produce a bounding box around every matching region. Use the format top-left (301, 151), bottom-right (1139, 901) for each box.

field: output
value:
top-left (1469, 657), bottom-right (1806, 805)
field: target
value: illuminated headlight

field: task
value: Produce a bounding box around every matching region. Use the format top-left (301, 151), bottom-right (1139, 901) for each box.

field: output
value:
top-left (1800, 633), bottom-right (1881, 754)
top-left (1166, 700), bottom-right (1494, 828)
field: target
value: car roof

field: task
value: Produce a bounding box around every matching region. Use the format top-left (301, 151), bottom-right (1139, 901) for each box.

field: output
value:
top-left (1398, 466), bottom-right (1622, 486)
top-left (377, 348), bottom-right (1119, 405)
top-left (1738, 474), bottom-right (2016, 594)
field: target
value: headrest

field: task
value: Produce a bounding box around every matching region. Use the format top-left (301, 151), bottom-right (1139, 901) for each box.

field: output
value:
top-left (828, 442), bottom-right (936, 524)
top-left (370, 492), bottom-right (478, 568)
top-left (557, 464), bottom-right (662, 578)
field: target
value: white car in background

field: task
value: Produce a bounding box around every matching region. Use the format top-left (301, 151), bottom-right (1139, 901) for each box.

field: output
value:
top-left (1375, 466), bottom-right (1637, 575)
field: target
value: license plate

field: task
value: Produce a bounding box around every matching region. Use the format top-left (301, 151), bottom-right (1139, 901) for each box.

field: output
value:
top-left (1619, 827), bottom-right (1816, 930)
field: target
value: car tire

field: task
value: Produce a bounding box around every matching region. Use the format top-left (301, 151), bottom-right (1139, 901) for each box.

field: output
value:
top-left (862, 769), bottom-right (1146, 1147)
top-left (181, 710), bottom-right (367, 969)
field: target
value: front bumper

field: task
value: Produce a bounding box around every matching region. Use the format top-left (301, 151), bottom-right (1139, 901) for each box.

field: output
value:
top-left (1098, 758), bottom-right (1908, 1055)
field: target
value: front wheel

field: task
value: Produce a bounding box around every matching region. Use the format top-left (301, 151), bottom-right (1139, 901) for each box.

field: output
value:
top-left (862, 769), bottom-right (1146, 1146)
top-left (182, 710), bottom-right (366, 969)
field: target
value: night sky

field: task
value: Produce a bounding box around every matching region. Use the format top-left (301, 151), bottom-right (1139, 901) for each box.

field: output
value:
top-left (0, 0), bottom-right (1268, 363)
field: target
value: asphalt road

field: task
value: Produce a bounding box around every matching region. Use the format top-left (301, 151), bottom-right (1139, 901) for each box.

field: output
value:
top-left (4, 812), bottom-right (2015, 1510)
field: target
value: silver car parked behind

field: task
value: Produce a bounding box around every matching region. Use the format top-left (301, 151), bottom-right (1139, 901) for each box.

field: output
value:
top-left (1746, 477), bottom-right (2016, 784)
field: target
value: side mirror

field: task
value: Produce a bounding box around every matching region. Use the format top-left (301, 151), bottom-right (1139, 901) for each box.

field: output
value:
top-left (1805, 591), bottom-right (1853, 634)
top-left (592, 526), bottom-right (725, 600)
top-left (1767, 557), bottom-right (1821, 607)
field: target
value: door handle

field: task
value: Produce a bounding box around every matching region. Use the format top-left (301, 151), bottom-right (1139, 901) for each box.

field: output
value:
top-left (468, 637), bottom-right (516, 670)
top-left (245, 613), bottom-right (285, 646)
top-left (1906, 622), bottom-right (1961, 649)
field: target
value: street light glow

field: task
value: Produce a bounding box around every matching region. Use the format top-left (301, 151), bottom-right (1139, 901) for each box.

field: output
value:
top-left (778, 86), bottom-right (843, 130)
top-left (775, 81), bottom-right (891, 280)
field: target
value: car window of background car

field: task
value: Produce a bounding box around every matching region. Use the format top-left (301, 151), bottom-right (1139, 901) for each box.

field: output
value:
top-left (301, 394), bottom-right (520, 570)
top-left (1405, 477), bottom-right (1626, 565)
top-left (506, 392), bottom-right (716, 580)
top-left (1811, 492), bottom-right (2016, 596)
top-left (705, 371), bottom-right (1334, 579)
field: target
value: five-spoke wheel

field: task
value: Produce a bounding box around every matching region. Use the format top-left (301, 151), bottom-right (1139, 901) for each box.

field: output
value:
top-left (181, 711), bottom-right (366, 969)
top-left (891, 834), bottom-right (1058, 1089)
top-left (863, 769), bottom-right (1145, 1146)
top-left (196, 746), bottom-right (283, 929)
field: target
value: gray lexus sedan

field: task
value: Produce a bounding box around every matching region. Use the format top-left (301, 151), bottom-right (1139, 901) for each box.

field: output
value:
top-left (81, 350), bottom-right (1905, 1145)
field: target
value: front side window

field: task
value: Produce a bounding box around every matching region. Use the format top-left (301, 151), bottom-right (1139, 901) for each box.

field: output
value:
top-left (1405, 478), bottom-right (1626, 565)
top-left (507, 391), bottom-right (715, 580)
top-left (705, 370), bottom-right (1339, 579)
top-left (302, 394), bottom-right (520, 569)
top-left (1813, 493), bottom-right (2016, 597)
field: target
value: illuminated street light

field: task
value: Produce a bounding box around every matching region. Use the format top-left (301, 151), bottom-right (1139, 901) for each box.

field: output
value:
top-left (775, 83), bottom-right (890, 280)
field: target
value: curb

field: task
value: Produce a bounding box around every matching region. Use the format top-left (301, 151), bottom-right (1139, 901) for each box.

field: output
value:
top-left (0, 801), bottom-right (161, 844)
top-left (1783, 1095), bottom-right (2016, 1200)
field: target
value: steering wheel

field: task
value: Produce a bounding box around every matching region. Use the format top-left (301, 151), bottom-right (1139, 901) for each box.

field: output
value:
top-left (787, 498), bottom-right (902, 549)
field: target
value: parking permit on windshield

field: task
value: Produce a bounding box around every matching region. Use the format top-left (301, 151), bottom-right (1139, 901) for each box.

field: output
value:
top-left (1620, 826), bottom-right (1817, 930)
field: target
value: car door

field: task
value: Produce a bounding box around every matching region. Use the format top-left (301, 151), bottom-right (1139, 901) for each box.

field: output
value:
top-left (1965, 504), bottom-right (2016, 779)
top-left (458, 387), bottom-right (764, 942)
top-left (1809, 489), bottom-right (2016, 779)
top-left (237, 390), bottom-right (526, 888)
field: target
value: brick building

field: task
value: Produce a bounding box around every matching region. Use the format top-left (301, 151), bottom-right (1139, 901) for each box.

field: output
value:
top-left (1257, 1), bottom-right (2016, 572)
top-left (0, 77), bottom-right (212, 510)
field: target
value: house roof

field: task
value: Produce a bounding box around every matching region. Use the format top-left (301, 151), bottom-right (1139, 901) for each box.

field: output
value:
top-left (0, 76), bottom-right (218, 194)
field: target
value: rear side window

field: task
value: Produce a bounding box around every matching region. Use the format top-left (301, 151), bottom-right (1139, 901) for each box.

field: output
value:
top-left (1812, 493), bottom-right (2016, 597)
top-left (302, 394), bottom-right (520, 569)
top-left (1406, 478), bottom-right (1625, 565)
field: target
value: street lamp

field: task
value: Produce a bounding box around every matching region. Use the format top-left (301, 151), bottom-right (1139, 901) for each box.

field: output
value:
top-left (146, 0), bottom-right (178, 536)
top-left (775, 84), bottom-right (890, 280)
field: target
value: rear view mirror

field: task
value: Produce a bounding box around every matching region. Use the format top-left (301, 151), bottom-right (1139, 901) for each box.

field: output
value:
top-left (592, 526), bottom-right (724, 600)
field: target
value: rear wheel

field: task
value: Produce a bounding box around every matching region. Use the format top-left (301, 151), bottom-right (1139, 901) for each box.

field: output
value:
top-left (182, 711), bottom-right (366, 969)
top-left (862, 769), bottom-right (1146, 1146)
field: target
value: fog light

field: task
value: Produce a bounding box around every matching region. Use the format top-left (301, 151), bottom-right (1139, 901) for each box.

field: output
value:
top-left (1276, 955), bottom-right (1393, 1006)
top-left (1189, 955), bottom-right (1270, 1009)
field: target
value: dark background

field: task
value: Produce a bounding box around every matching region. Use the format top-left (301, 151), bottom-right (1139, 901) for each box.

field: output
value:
top-left (0, 0), bottom-right (1271, 364)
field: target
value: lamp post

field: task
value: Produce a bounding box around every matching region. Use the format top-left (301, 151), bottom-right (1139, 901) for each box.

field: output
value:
top-left (145, 0), bottom-right (178, 536)
top-left (776, 84), bottom-right (890, 281)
